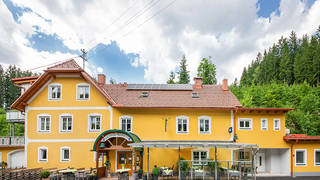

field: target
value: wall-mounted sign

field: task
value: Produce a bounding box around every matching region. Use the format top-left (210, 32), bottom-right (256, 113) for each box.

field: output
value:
top-left (228, 127), bottom-right (233, 133)
top-left (101, 133), bottom-right (132, 142)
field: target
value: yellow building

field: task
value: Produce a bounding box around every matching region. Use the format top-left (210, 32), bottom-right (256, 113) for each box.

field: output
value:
top-left (3, 59), bottom-right (320, 178)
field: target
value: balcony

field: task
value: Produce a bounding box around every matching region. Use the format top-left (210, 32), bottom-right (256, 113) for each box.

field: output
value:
top-left (6, 111), bottom-right (25, 123)
top-left (0, 136), bottom-right (24, 146)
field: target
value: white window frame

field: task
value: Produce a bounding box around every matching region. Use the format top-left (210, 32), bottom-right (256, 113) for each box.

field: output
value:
top-left (314, 149), bottom-right (320, 166)
top-left (94, 152), bottom-right (103, 162)
top-left (295, 149), bottom-right (307, 166)
top-left (191, 149), bottom-right (209, 165)
top-left (119, 115), bottom-right (133, 132)
top-left (88, 113), bottom-right (102, 132)
top-left (38, 147), bottom-right (48, 162)
top-left (59, 113), bottom-right (73, 133)
top-left (273, 118), bottom-right (280, 131)
top-left (76, 83), bottom-right (90, 100)
top-left (261, 118), bottom-right (268, 130)
top-left (176, 115), bottom-right (189, 134)
top-left (60, 146), bottom-right (71, 162)
top-left (198, 116), bottom-right (211, 134)
top-left (48, 83), bottom-right (62, 101)
top-left (238, 118), bottom-right (252, 130)
top-left (37, 114), bottom-right (51, 133)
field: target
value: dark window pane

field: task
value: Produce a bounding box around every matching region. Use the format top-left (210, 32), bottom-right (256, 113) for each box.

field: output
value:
top-left (296, 151), bottom-right (304, 164)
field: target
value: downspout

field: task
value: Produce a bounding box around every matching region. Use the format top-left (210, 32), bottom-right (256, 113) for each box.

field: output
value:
top-left (290, 143), bottom-right (293, 177)
top-left (233, 108), bottom-right (238, 142)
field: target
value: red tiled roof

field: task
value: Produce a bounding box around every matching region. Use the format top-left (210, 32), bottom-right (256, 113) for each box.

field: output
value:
top-left (11, 76), bottom-right (40, 82)
top-left (47, 59), bottom-right (82, 70)
top-left (238, 107), bottom-right (294, 112)
top-left (102, 84), bottom-right (242, 108)
top-left (283, 134), bottom-right (320, 141)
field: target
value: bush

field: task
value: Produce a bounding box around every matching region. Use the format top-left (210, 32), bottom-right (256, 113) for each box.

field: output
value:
top-left (40, 170), bottom-right (50, 178)
top-left (152, 166), bottom-right (160, 176)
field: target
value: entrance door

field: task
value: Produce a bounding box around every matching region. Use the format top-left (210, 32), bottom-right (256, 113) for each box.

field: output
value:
top-left (256, 152), bottom-right (265, 172)
top-left (117, 151), bottom-right (133, 171)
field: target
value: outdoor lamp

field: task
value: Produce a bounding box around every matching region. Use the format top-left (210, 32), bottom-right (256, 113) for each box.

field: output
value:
top-left (100, 142), bottom-right (106, 148)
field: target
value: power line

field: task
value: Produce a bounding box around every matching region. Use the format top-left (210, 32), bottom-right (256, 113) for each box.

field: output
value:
top-left (87, 0), bottom-right (162, 58)
top-left (87, 0), bottom-right (173, 59)
top-left (86, 2), bottom-right (137, 48)
top-left (122, 0), bottom-right (177, 37)
top-left (26, 56), bottom-right (79, 71)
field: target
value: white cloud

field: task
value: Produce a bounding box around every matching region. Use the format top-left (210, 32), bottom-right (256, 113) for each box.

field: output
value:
top-left (1, 0), bottom-right (320, 83)
top-left (97, 67), bottom-right (103, 73)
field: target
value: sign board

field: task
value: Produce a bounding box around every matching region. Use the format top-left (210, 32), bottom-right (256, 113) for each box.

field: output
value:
top-left (101, 133), bottom-right (132, 142)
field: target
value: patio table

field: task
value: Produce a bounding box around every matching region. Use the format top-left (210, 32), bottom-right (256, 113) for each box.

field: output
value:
top-left (58, 169), bottom-right (77, 180)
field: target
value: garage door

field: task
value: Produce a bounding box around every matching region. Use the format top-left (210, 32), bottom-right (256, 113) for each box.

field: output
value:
top-left (9, 150), bottom-right (26, 168)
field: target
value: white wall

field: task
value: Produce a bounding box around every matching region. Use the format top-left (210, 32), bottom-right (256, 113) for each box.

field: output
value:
top-left (260, 148), bottom-right (290, 175)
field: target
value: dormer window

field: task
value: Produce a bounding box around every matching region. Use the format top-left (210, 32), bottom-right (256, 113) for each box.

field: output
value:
top-left (48, 83), bottom-right (62, 100)
top-left (140, 91), bottom-right (149, 98)
top-left (191, 92), bottom-right (199, 98)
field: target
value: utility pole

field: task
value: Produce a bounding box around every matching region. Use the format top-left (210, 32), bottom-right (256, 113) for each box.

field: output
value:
top-left (80, 49), bottom-right (87, 69)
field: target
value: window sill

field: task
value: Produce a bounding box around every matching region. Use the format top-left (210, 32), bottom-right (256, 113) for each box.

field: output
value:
top-left (176, 132), bottom-right (188, 134)
top-left (39, 160), bottom-right (48, 162)
top-left (199, 132), bottom-right (211, 134)
top-left (295, 163), bottom-right (306, 166)
top-left (89, 130), bottom-right (101, 133)
top-left (77, 98), bottom-right (89, 101)
top-left (38, 131), bottom-right (50, 133)
top-left (60, 131), bottom-right (72, 133)
top-left (48, 98), bottom-right (62, 101)
top-left (61, 160), bottom-right (70, 162)
top-left (239, 128), bottom-right (252, 130)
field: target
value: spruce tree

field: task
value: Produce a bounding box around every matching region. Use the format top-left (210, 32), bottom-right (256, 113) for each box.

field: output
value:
top-left (279, 38), bottom-right (291, 84)
top-left (167, 71), bottom-right (176, 84)
top-left (177, 55), bottom-right (190, 84)
top-left (197, 57), bottom-right (217, 84)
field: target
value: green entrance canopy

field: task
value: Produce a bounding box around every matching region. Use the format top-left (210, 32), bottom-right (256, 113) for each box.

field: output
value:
top-left (92, 129), bottom-right (142, 151)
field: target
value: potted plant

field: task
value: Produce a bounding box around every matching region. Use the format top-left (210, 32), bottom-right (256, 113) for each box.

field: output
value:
top-left (133, 170), bottom-right (138, 180)
top-left (143, 173), bottom-right (147, 180)
top-left (208, 160), bottom-right (221, 179)
top-left (177, 158), bottom-right (189, 180)
top-left (138, 169), bottom-right (143, 179)
top-left (105, 159), bottom-right (111, 177)
top-left (152, 165), bottom-right (160, 180)
top-left (40, 170), bottom-right (50, 180)
top-left (1, 161), bottom-right (7, 169)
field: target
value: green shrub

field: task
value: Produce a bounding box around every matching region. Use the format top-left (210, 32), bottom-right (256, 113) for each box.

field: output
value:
top-left (40, 170), bottom-right (50, 178)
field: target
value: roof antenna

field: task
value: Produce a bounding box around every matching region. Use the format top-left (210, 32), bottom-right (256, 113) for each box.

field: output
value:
top-left (80, 49), bottom-right (88, 69)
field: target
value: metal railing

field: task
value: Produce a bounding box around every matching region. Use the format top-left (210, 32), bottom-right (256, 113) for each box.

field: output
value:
top-left (0, 136), bottom-right (24, 146)
top-left (178, 160), bottom-right (256, 180)
top-left (6, 111), bottom-right (25, 123)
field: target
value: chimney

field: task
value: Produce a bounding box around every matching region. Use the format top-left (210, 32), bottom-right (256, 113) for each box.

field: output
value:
top-left (222, 79), bottom-right (228, 91)
top-left (98, 74), bottom-right (106, 85)
top-left (193, 77), bottom-right (202, 89)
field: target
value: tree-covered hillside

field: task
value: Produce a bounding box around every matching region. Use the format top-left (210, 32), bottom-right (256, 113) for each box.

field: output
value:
top-left (230, 83), bottom-right (320, 136)
top-left (233, 26), bottom-right (320, 136)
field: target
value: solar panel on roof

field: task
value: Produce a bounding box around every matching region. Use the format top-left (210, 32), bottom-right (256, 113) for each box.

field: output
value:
top-left (126, 84), bottom-right (193, 90)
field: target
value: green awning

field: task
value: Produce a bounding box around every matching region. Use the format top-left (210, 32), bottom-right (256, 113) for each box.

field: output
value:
top-left (92, 129), bottom-right (141, 151)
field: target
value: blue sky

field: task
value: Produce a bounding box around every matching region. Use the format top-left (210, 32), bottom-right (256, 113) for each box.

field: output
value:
top-left (1, 0), bottom-right (319, 83)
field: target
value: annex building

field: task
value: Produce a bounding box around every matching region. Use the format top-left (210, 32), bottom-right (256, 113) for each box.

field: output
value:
top-left (1, 59), bottom-right (320, 178)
